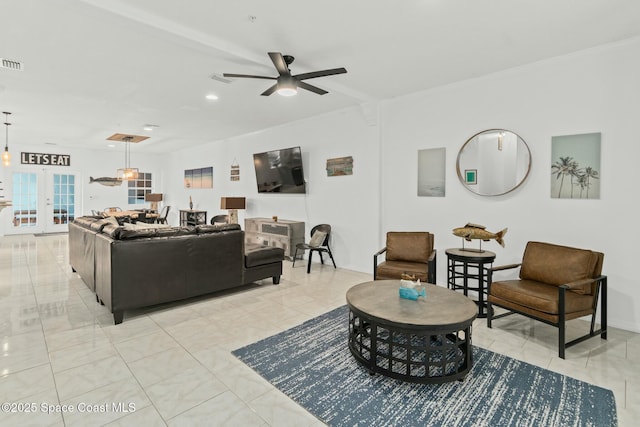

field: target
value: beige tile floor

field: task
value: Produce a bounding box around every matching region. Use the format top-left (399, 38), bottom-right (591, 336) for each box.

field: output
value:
top-left (0, 233), bottom-right (637, 426)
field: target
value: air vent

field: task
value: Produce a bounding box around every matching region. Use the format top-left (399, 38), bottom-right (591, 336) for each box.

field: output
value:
top-left (1, 58), bottom-right (24, 71)
top-left (210, 73), bottom-right (232, 84)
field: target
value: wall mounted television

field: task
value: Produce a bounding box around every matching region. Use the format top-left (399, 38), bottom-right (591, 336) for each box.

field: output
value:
top-left (253, 146), bottom-right (306, 193)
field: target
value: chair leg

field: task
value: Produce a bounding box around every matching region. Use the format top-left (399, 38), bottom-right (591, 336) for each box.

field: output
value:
top-left (307, 250), bottom-right (313, 274)
top-left (293, 247), bottom-right (299, 267)
top-left (559, 287), bottom-right (566, 359)
top-left (319, 252), bottom-right (325, 264)
top-left (487, 300), bottom-right (493, 328)
top-left (601, 277), bottom-right (608, 340)
top-left (328, 246), bottom-right (337, 269)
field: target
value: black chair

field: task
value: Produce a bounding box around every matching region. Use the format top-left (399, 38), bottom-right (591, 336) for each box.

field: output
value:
top-left (293, 224), bottom-right (336, 274)
top-left (134, 212), bottom-right (146, 223)
top-left (211, 214), bottom-right (229, 225)
top-left (156, 206), bottom-right (170, 224)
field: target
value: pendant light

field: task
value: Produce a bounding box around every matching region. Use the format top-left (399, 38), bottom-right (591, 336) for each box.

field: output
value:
top-left (2, 112), bottom-right (11, 167)
top-left (116, 136), bottom-right (139, 180)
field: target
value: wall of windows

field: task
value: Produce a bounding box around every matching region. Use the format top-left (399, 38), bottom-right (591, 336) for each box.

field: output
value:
top-left (127, 172), bottom-right (152, 204)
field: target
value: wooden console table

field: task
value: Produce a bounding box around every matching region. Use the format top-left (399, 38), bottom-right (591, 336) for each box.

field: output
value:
top-left (179, 209), bottom-right (207, 226)
top-left (245, 217), bottom-right (305, 260)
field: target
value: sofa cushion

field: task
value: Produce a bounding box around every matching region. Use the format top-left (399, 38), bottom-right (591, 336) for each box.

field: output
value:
top-left (245, 244), bottom-right (285, 267)
top-left (74, 216), bottom-right (101, 229)
top-left (123, 222), bottom-right (172, 230)
top-left (104, 216), bottom-right (120, 226)
top-left (101, 223), bottom-right (122, 238)
top-left (118, 227), bottom-right (158, 240)
top-left (386, 232), bottom-right (432, 263)
top-left (520, 241), bottom-right (598, 292)
top-left (89, 219), bottom-right (111, 232)
top-left (490, 279), bottom-right (594, 315)
top-left (196, 224), bottom-right (241, 234)
top-left (155, 227), bottom-right (196, 237)
top-left (119, 226), bottom-right (196, 240)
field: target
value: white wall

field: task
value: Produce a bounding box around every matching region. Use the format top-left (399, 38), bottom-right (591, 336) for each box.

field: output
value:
top-left (380, 38), bottom-right (640, 332)
top-left (163, 107), bottom-right (381, 272)
top-left (160, 37), bottom-right (639, 331)
top-left (0, 143), bottom-right (165, 236)
top-left (3, 37), bottom-right (636, 331)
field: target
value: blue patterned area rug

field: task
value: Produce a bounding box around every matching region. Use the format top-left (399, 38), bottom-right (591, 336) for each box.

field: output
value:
top-left (233, 305), bottom-right (617, 427)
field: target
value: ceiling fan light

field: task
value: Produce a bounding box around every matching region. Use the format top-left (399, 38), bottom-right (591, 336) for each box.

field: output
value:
top-left (276, 80), bottom-right (298, 97)
top-left (277, 87), bottom-right (297, 97)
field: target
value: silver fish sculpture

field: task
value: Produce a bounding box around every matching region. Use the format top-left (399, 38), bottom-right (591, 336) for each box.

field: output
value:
top-left (89, 176), bottom-right (123, 187)
top-left (452, 223), bottom-right (508, 247)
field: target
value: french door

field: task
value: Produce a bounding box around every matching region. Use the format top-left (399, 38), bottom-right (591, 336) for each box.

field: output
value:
top-left (9, 169), bottom-right (80, 234)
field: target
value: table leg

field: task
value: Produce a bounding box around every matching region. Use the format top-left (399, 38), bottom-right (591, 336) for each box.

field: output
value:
top-left (478, 262), bottom-right (485, 317)
top-left (463, 261), bottom-right (468, 296)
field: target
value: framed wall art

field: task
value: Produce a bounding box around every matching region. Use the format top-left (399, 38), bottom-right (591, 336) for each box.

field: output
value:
top-left (326, 156), bottom-right (353, 177)
top-left (417, 147), bottom-right (446, 197)
top-left (184, 166), bottom-right (213, 189)
top-left (551, 132), bottom-right (601, 199)
top-left (230, 161), bottom-right (240, 182)
top-left (464, 169), bottom-right (477, 185)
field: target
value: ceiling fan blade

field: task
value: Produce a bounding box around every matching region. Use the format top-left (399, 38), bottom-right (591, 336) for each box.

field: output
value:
top-left (260, 84), bottom-right (279, 96)
top-left (294, 67), bottom-right (347, 81)
top-left (268, 52), bottom-right (290, 76)
top-left (298, 81), bottom-right (328, 95)
top-left (223, 73), bottom-right (276, 80)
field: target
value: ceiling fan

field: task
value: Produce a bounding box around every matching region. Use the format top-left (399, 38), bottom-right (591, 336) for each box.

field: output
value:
top-left (223, 52), bottom-right (347, 96)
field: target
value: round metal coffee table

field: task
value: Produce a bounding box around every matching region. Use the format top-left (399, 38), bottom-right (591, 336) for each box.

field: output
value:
top-left (346, 280), bottom-right (478, 383)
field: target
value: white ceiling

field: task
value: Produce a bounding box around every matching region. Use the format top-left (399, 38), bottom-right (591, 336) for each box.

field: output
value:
top-left (1, 0), bottom-right (639, 153)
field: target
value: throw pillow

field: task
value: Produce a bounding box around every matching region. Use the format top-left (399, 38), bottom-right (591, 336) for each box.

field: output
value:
top-left (104, 216), bottom-right (119, 226)
top-left (309, 230), bottom-right (327, 248)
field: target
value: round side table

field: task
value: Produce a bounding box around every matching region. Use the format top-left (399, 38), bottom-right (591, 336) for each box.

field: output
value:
top-left (446, 248), bottom-right (496, 318)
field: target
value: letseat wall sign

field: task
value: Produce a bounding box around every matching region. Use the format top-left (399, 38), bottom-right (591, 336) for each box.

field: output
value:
top-left (21, 152), bottom-right (71, 166)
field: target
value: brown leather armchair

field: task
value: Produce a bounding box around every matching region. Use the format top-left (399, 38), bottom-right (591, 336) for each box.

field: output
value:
top-left (487, 241), bottom-right (607, 359)
top-left (374, 232), bottom-right (436, 283)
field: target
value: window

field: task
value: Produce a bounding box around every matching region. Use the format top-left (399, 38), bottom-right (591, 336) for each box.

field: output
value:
top-left (127, 172), bottom-right (152, 204)
top-left (52, 173), bottom-right (75, 224)
top-left (12, 172), bottom-right (38, 227)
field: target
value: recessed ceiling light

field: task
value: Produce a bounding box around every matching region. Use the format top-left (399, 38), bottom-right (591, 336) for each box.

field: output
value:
top-left (206, 94), bottom-right (219, 101)
top-left (107, 144), bottom-right (116, 148)
top-left (143, 124), bottom-right (159, 131)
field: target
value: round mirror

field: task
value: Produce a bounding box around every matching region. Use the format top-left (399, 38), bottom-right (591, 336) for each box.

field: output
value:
top-left (456, 129), bottom-right (531, 196)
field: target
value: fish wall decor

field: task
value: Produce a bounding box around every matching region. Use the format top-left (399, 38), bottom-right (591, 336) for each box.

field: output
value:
top-left (452, 223), bottom-right (508, 247)
top-left (89, 176), bottom-right (123, 187)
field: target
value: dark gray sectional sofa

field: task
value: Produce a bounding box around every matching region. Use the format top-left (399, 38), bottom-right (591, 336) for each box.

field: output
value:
top-left (69, 217), bottom-right (284, 324)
